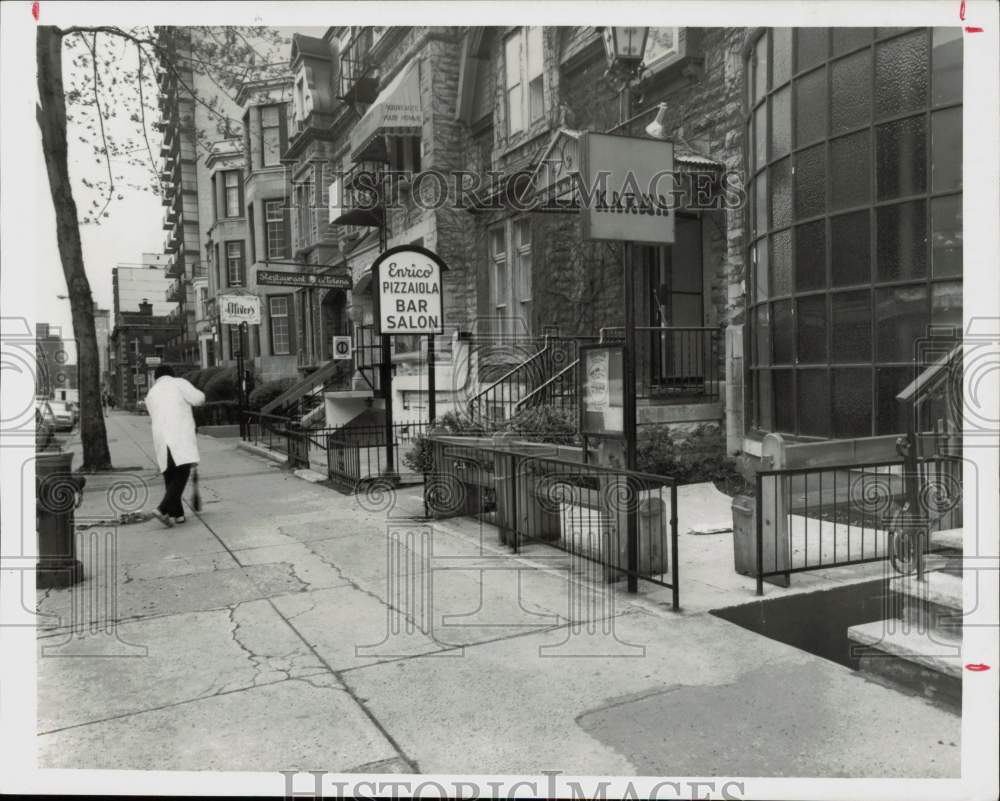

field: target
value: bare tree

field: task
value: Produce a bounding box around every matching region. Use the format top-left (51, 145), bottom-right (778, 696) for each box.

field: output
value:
top-left (35, 25), bottom-right (287, 469)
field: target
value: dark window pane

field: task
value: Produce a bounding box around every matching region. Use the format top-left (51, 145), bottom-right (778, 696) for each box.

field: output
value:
top-left (795, 27), bottom-right (828, 73)
top-left (755, 103), bottom-right (767, 166)
top-left (797, 295), bottom-right (827, 364)
top-left (833, 28), bottom-right (873, 56)
top-left (770, 157), bottom-right (792, 229)
top-left (754, 238), bottom-right (769, 303)
top-left (931, 281), bottom-right (962, 335)
top-left (931, 107), bottom-right (962, 192)
top-left (795, 67), bottom-right (827, 147)
top-left (877, 200), bottom-right (927, 281)
top-left (876, 116), bottom-right (927, 200)
top-left (832, 368), bottom-right (873, 436)
top-left (831, 210), bottom-right (871, 287)
top-left (877, 365), bottom-right (916, 434)
top-left (755, 304), bottom-right (771, 366)
top-left (773, 369), bottom-right (795, 433)
top-left (755, 32), bottom-right (769, 99)
top-left (830, 130), bottom-right (871, 210)
top-left (771, 86), bottom-right (791, 160)
top-left (755, 170), bottom-right (768, 236)
top-left (831, 49), bottom-right (871, 134)
top-left (756, 370), bottom-right (774, 430)
top-left (932, 27), bottom-right (962, 106)
top-left (875, 30), bottom-right (929, 119)
top-left (876, 285), bottom-right (929, 362)
top-left (794, 144), bottom-right (826, 220)
top-left (831, 289), bottom-right (872, 362)
top-left (798, 370), bottom-right (831, 436)
top-left (931, 195), bottom-right (962, 277)
top-left (772, 28), bottom-right (792, 87)
top-left (772, 299), bottom-right (794, 364)
top-left (795, 220), bottom-right (827, 292)
top-left (771, 230), bottom-right (792, 296)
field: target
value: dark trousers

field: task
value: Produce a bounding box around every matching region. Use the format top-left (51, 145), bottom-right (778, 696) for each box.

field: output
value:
top-left (158, 449), bottom-right (192, 518)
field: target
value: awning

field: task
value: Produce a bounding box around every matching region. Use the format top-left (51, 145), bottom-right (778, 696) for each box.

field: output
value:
top-left (349, 60), bottom-right (422, 162)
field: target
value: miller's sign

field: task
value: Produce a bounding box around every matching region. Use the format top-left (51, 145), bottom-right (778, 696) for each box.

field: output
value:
top-left (579, 131), bottom-right (675, 245)
top-left (372, 245), bottom-right (447, 336)
top-left (218, 294), bottom-right (261, 326)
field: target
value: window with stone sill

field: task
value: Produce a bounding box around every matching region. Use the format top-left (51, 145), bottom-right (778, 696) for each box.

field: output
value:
top-left (744, 27), bottom-right (962, 438)
top-left (504, 27), bottom-right (545, 137)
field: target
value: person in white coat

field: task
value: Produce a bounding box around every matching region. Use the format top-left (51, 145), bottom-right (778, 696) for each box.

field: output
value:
top-left (144, 365), bottom-right (205, 527)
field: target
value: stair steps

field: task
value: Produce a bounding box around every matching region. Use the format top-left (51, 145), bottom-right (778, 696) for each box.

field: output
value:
top-left (847, 529), bottom-right (963, 711)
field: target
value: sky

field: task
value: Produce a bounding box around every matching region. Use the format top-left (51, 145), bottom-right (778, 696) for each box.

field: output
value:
top-left (35, 26), bottom-right (328, 342)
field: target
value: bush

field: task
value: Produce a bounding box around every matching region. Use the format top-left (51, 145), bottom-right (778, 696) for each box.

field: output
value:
top-left (499, 405), bottom-right (580, 446)
top-left (193, 400), bottom-right (242, 427)
top-left (248, 377), bottom-right (297, 410)
top-left (203, 367), bottom-right (243, 402)
top-left (402, 410), bottom-right (485, 474)
top-left (190, 366), bottom-right (225, 391)
top-left (636, 423), bottom-right (752, 494)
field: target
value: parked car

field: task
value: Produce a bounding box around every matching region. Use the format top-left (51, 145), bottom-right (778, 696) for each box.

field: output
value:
top-left (45, 400), bottom-right (76, 432)
top-left (35, 406), bottom-right (54, 450)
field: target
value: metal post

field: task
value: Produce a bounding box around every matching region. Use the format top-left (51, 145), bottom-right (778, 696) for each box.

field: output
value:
top-left (236, 321), bottom-right (247, 438)
top-left (755, 474), bottom-right (764, 596)
top-left (670, 482), bottom-right (679, 611)
top-left (427, 334), bottom-right (436, 423)
top-left (623, 241), bottom-right (639, 594)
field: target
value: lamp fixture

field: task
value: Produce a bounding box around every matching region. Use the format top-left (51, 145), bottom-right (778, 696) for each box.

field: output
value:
top-left (644, 102), bottom-right (670, 140)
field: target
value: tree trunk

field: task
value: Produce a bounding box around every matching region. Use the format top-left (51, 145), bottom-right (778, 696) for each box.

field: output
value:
top-left (36, 26), bottom-right (113, 470)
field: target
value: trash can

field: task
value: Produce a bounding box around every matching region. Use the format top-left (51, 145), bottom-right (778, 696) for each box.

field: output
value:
top-left (731, 494), bottom-right (756, 576)
top-left (36, 450), bottom-right (85, 589)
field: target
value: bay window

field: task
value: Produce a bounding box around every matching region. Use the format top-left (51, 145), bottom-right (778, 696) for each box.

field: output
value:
top-left (226, 241), bottom-right (245, 287)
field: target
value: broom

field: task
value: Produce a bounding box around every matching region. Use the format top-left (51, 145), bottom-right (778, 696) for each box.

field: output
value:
top-left (191, 466), bottom-right (201, 512)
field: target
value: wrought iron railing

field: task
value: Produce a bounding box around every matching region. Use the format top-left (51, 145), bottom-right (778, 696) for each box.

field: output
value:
top-left (600, 325), bottom-right (722, 402)
top-left (424, 436), bottom-right (680, 607)
top-left (338, 28), bottom-right (379, 103)
top-left (324, 422), bottom-right (428, 488)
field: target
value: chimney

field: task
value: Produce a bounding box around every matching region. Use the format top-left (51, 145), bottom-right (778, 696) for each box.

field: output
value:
top-left (139, 299), bottom-right (153, 315)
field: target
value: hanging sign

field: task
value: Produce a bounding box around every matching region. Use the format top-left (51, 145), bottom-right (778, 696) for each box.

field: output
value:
top-left (218, 294), bottom-right (261, 326)
top-left (332, 336), bottom-right (352, 360)
top-left (579, 344), bottom-right (625, 438)
top-left (579, 131), bottom-right (675, 245)
top-left (257, 270), bottom-right (352, 289)
top-left (372, 245), bottom-right (447, 336)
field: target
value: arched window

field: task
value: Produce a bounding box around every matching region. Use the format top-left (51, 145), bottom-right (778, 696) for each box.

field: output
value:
top-left (744, 27), bottom-right (962, 438)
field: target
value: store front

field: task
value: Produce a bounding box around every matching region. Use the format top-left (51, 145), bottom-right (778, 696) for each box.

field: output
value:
top-left (744, 26), bottom-right (963, 439)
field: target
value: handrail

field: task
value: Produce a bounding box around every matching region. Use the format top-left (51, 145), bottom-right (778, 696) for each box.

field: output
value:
top-left (472, 345), bottom-right (548, 398)
top-left (261, 359), bottom-right (344, 416)
top-left (515, 358), bottom-right (578, 411)
top-left (895, 342), bottom-right (962, 408)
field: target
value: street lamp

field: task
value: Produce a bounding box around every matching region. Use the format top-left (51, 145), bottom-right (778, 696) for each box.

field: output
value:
top-left (601, 27), bottom-right (649, 68)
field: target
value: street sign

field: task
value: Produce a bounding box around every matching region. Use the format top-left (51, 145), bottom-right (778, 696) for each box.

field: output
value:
top-left (372, 245), bottom-right (447, 336)
top-left (332, 336), bottom-right (352, 360)
top-left (145, 356), bottom-right (162, 367)
top-left (579, 131), bottom-right (675, 245)
top-left (219, 294), bottom-right (261, 325)
top-left (256, 270), bottom-right (352, 290)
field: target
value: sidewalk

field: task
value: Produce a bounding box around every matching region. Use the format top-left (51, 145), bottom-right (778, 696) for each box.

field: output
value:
top-left (35, 412), bottom-right (960, 775)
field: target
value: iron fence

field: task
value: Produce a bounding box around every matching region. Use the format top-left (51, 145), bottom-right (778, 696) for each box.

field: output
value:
top-left (243, 411), bottom-right (293, 456)
top-left (753, 454), bottom-right (963, 595)
top-left (424, 436), bottom-right (680, 607)
top-left (324, 422), bottom-right (428, 488)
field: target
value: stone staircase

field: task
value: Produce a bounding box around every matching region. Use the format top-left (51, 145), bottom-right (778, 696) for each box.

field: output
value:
top-left (847, 528), bottom-right (963, 711)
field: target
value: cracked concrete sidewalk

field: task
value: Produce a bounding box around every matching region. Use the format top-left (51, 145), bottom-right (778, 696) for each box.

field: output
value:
top-left (34, 412), bottom-right (960, 776)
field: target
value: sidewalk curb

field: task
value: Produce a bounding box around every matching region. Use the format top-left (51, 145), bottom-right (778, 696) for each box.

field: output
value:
top-left (236, 440), bottom-right (288, 465)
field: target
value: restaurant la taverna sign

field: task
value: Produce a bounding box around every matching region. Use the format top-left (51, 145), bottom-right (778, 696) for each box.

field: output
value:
top-left (372, 245), bottom-right (447, 336)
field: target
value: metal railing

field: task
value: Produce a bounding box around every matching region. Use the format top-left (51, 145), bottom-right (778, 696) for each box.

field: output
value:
top-left (467, 335), bottom-right (595, 427)
top-left (424, 436), bottom-right (680, 607)
top-left (752, 453), bottom-right (962, 595)
top-left (338, 28), bottom-right (378, 103)
top-left (243, 411), bottom-right (295, 456)
top-left (600, 325), bottom-right (722, 403)
top-left (324, 422), bottom-right (428, 488)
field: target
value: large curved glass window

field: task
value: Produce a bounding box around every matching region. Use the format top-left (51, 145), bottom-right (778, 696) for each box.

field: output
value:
top-left (745, 27), bottom-right (962, 438)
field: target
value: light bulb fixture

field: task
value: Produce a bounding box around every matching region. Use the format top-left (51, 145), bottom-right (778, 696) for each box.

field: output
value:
top-left (644, 103), bottom-right (670, 140)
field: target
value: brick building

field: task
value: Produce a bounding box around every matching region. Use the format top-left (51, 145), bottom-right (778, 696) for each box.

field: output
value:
top-left (108, 300), bottom-right (184, 408)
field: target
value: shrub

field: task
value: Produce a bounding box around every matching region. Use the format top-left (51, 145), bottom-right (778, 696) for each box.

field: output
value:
top-left (402, 411), bottom-right (485, 474)
top-left (248, 377), bottom-right (297, 410)
top-left (193, 400), bottom-right (242, 427)
top-left (203, 367), bottom-right (243, 402)
top-left (499, 405), bottom-right (580, 446)
top-left (190, 366), bottom-right (224, 391)
top-left (636, 423), bottom-right (753, 494)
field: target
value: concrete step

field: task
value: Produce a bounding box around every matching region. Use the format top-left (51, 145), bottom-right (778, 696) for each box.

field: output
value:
top-left (891, 571), bottom-right (963, 637)
top-left (930, 527), bottom-right (963, 552)
top-left (848, 620), bottom-right (961, 711)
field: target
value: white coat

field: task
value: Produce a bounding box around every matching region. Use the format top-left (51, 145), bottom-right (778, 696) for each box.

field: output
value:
top-left (145, 376), bottom-right (206, 472)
